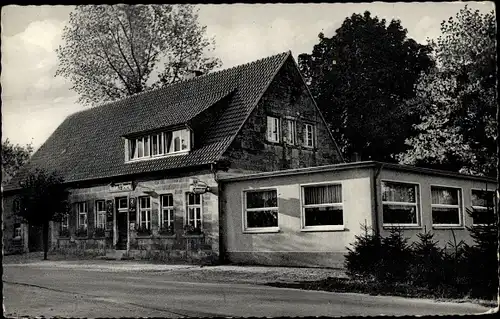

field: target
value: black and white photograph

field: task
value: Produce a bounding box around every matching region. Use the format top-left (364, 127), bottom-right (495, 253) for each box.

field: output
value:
top-left (1, 2), bottom-right (498, 317)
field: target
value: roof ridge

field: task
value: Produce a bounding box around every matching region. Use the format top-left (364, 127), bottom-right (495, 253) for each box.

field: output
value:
top-left (70, 51), bottom-right (291, 117)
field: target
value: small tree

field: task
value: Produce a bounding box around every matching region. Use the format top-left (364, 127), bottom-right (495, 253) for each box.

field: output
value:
top-left (18, 168), bottom-right (69, 260)
top-left (1, 139), bottom-right (33, 186)
top-left (345, 222), bottom-right (382, 281)
top-left (377, 228), bottom-right (412, 283)
top-left (409, 230), bottom-right (444, 288)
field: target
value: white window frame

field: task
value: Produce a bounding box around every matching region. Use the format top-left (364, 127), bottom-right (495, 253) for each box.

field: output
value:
top-left (300, 182), bottom-right (344, 231)
top-left (77, 202), bottom-right (88, 230)
top-left (160, 194), bottom-right (175, 230)
top-left (286, 119), bottom-right (296, 145)
top-left (60, 214), bottom-right (69, 231)
top-left (186, 193), bottom-right (203, 229)
top-left (127, 129), bottom-right (191, 162)
top-left (267, 116), bottom-right (280, 143)
top-left (138, 196), bottom-right (152, 230)
top-left (95, 200), bottom-right (107, 230)
top-left (303, 123), bottom-right (315, 148)
top-left (242, 188), bottom-right (280, 233)
top-left (471, 188), bottom-right (496, 226)
top-left (430, 185), bottom-right (463, 228)
top-left (381, 180), bottom-right (421, 228)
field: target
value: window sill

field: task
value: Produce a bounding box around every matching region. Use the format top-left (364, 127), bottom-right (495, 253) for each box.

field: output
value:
top-left (300, 226), bottom-right (345, 232)
top-left (92, 236), bottom-right (106, 240)
top-left (125, 151), bottom-right (189, 163)
top-left (58, 236), bottom-right (70, 239)
top-left (157, 234), bottom-right (177, 239)
top-left (75, 236), bottom-right (89, 240)
top-left (13, 237), bottom-right (22, 241)
top-left (182, 234), bottom-right (204, 238)
top-left (136, 234), bottom-right (153, 239)
top-left (432, 225), bottom-right (465, 230)
top-left (243, 228), bottom-right (280, 234)
top-left (383, 225), bottom-right (422, 230)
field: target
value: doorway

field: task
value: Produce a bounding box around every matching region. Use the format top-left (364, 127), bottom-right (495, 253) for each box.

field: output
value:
top-left (115, 197), bottom-right (128, 250)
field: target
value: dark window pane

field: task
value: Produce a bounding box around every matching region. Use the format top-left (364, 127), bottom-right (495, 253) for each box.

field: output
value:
top-left (382, 182), bottom-right (416, 203)
top-left (431, 187), bottom-right (459, 205)
top-left (471, 190), bottom-right (495, 208)
top-left (304, 206), bottom-right (343, 226)
top-left (383, 205), bottom-right (417, 224)
top-left (247, 210), bottom-right (278, 228)
top-left (247, 190), bottom-right (277, 209)
top-left (432, 207), bottom-right (460, 224)
top-left (471, 208), bottom-right (496, 225)
top-left (304, 185), bottom-right (342, 205)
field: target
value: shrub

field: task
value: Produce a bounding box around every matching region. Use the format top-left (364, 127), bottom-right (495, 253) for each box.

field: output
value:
top-left (75, 226), bottom-right (87, 238)
top-left (59, 228), bottom-right (70, 237)
top-left (409, 230), bottom-right (445, 288)
top-left (136, 225), bottom-right (151, 236)
top-left (377, 227), bottom-right (412, 283)
top-left (184, 224), bottom-right (203, 235)
top-left (462, 207), bottom-right (498, 299)
top-left (94, 227), bottom-right (105, 238)
top-left (159, 224), bottom-right (175, 235)
top-left (345, 223), bottom-right (382, 281)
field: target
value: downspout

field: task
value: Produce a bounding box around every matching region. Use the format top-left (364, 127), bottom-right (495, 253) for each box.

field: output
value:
top-left (373, 163), bottom-right (384, 236)
top-left (210, 162), bottom-right (225, 264)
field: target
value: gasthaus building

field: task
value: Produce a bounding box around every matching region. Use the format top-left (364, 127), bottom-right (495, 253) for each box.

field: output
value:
top-left (3, 51), bottom-right (497, 267)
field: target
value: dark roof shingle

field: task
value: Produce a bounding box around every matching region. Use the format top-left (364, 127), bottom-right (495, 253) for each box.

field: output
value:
top-left (5, 51), bottom-right (291, 191)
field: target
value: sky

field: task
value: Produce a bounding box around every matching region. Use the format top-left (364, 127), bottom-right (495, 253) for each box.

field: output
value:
top-left (1, 2), bottom-right (496, 150)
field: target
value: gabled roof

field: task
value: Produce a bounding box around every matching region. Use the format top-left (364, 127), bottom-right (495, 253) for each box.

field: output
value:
top-left (5, 51), bottom-right (292, 191)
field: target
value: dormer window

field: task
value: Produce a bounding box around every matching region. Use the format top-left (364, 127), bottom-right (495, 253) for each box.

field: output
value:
top-left (127, 128), bottom-right (191, 162)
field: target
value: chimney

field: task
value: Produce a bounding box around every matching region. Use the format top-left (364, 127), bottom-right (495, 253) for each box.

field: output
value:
top-left (185, 70), bottom-right (204, 80)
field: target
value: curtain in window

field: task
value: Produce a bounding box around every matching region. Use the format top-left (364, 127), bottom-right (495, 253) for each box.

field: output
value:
top-left (129, 140), bottom-right (137, 159)
top-left (472, 190), bottom-right (494, 207)
top-left (165, 132), bottom-right (172, 153)
top-left (247, 190), bottom-right (277, 208)
top-left (382, 182), bottom-right (415, 203)
top-left (431, 187), bottom-right (458, 205)
top-left (304, 185), bottom-right (341, 205)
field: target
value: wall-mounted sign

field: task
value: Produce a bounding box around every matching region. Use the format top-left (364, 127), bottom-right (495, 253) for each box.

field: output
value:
top-left (109, 182), bottom-right (133, 192)
top-left (189, 178), bottom-right (210, 194)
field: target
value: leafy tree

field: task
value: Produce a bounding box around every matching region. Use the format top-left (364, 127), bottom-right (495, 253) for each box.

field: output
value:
top-left (18, 168), bottom-right (69, 260)
top-left (56, 4), bottom-right (221, 106)
top-left (1, 139), bottom-right (33, 186)
top-left (398, 6), bottom-right (496, 176)
top-left (298, 11), bottom-right (434, 161)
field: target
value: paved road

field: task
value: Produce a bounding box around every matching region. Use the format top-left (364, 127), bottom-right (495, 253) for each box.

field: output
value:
top-left (3, 261), bottom-right (492, 317)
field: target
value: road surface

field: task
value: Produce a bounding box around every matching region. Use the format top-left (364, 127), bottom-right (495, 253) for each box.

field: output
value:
top-left (3, 260), bottom-right (492, 317)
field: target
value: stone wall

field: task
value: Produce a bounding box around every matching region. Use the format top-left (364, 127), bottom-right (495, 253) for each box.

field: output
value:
top-left (51, 170), bottom-right (220, 263)
top-left (223, 57), bottom-right (343, 172)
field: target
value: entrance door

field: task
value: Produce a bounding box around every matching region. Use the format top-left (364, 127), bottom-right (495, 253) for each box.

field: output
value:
top-left (115, 197), bottom-right (128, 250)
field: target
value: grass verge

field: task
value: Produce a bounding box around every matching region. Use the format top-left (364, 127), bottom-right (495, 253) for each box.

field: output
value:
top-left (265, 277), bottom-right (499, 307)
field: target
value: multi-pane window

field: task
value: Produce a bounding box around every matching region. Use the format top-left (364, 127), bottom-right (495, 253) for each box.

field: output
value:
top-left (60, 213), bottom-right (69, 232)
top-left (431, 186), bottom-right (462, 226)
top-left (244, 190), bottom-right (279, 231)
top-left (267, 116), bottom-right (280, 142)
top-left (77, 202), bottom-right (88, 229)
top-left (186, 193), bottom-right (202, 229)
top-left (302, 184), bottom-right (343, 229)
top-left (382, 181), bottom-right (419, 226)
top-left (160, 194), bottom-right (175, 230)
top-left (128, 129), bottom-right (191, 161)
top-left (95, 200), bottom-right (106, 229)
top-left (138, 197), bottom-right (151, 230)
top-left (471, 190), bottom-right (496, 225)
top-left (286, 119), bottom-right (296, 145)
top-left (117, 197), bottom-right (128, 210)
top-left (304, 123), bottom-right (315, 148)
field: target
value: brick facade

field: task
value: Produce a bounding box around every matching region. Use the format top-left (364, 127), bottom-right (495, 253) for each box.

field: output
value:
top-left (223, 58), bottom-right (343, 171)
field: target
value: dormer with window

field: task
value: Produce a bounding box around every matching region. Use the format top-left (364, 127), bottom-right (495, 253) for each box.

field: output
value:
top-left (125, 127), bottom-right (192, 162)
